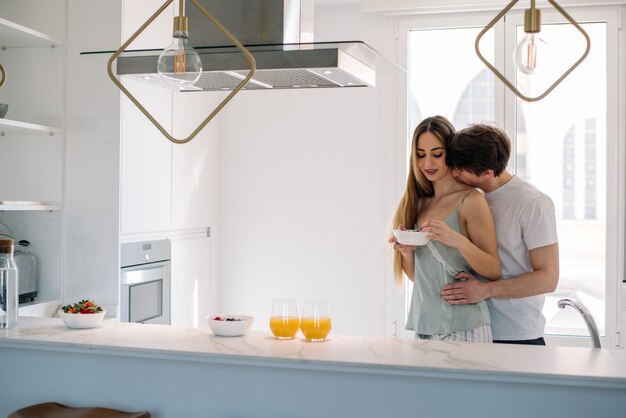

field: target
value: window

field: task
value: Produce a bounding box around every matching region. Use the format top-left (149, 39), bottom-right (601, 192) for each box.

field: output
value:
top-left (398, 13), bottom-right (498, 338)
top-left (407, 23), bottom-right (495, 133)
top-left (508, 13), bottom-right (617, 346)
top-left (397, 7), bottom-right (624, 347)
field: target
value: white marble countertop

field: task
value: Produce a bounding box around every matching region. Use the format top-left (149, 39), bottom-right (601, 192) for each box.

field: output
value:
top-left (2, 316), bottom-right (626, 388)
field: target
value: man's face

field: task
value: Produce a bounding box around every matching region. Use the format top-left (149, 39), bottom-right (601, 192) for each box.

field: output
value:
top-left (451, 168), bottom-right (487, 188)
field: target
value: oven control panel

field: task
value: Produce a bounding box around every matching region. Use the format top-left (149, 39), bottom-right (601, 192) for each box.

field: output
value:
top-left (120, 239), bottom-right (171, 268)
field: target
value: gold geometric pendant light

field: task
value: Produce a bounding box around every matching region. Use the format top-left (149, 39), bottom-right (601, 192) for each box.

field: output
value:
top-left (475, 0), bottom-right (591, 102)
top-left (0, 64), bottom-right (6, 89)
top-left (107, 0), bottom-right (256, 144)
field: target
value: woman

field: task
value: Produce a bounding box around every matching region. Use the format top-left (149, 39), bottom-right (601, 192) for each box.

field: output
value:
top-left (389, 116), bottom-right (501, 343)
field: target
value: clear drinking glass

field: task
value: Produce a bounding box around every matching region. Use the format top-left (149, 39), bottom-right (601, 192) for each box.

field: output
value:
top-left (300, 300), bottom-right (332, 342)
top-left (269, 298), bottom-right (300, 340)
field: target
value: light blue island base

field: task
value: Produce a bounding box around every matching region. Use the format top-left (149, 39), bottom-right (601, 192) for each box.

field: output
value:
top-left (1, 317), bottom-right (625, 418)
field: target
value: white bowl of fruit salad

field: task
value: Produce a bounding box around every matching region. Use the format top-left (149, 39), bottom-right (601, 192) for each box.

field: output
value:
top-left (207, 314), bottom-right (254, 337)
top-left (59, 300), bottom-right (106, 329)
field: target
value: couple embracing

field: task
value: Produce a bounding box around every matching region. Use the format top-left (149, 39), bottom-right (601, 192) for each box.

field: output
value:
top-left (389, 116), bottom-right (559, 345)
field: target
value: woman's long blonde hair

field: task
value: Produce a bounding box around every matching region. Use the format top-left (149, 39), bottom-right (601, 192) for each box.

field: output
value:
top-left (389, 116), bottom-right (456, 285)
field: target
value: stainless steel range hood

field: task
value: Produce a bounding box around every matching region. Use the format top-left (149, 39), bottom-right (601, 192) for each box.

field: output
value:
top-left (117, 41), bottom-right (380, 91)
top-left (83, 0), bottom-right (402, 91)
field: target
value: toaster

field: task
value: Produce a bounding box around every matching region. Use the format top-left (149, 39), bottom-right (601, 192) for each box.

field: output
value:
top-left (14, 240), bottom-right (37, 303)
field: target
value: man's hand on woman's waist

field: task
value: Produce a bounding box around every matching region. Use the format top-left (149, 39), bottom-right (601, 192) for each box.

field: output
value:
top-left (441, 272), bottom-right (491, 304)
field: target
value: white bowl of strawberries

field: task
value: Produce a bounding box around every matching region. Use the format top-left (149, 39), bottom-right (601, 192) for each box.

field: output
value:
top-left (59, 300), bottom-right (106, 329)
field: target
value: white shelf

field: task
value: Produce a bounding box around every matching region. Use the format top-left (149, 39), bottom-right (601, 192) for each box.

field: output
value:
top-left (0, 17), bottom-right (62, 48)
top-left (0, 201), bottom-right (61, 211)
top-left (0, 118), bottom-right (62, 136)
top-left (0, 18), bottom-right (64, 136)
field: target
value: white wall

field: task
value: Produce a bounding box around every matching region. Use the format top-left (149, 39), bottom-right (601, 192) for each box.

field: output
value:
top-left (216, 4), bottom-right (400, 337)
top-left (63, 0), bottom-right (122, 306)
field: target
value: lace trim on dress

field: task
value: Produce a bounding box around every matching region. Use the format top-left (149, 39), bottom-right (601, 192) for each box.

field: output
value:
top-left (425, 240), bottom-right (458, 276)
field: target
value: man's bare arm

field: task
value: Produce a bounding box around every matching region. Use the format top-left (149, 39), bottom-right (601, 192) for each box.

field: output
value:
top-left (441, 243), bottom-right (559, 304)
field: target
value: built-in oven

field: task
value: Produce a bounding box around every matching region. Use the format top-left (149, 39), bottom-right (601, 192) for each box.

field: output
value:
top-left (120, 239), bottom-right (171, 325)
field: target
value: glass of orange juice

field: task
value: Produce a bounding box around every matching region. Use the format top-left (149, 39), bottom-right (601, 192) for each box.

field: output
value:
top-left (270, 298), bottom-right (300, 339)
top-left (300, 300), bottom-right (332, 342)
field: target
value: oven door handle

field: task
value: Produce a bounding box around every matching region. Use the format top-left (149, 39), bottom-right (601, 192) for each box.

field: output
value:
top-left (121, 263), bottom-right (169, 285)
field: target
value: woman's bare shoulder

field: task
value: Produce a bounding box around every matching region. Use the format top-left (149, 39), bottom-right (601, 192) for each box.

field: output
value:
top-left (459, 188), bottom-right (489, 211)
top-left (454, 185), bottom-right (483, 198)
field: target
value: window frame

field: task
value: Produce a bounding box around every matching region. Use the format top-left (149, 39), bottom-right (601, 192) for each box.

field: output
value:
top-left (392, 6), bottom-right (626, 348)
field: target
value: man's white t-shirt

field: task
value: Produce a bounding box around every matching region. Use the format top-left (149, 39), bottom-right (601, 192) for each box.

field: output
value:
top-left (485, 176), bottom-right (558, 341)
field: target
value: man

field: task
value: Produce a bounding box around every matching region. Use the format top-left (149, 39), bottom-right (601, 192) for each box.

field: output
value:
top-left (441, 123), bottom-right (559, 345)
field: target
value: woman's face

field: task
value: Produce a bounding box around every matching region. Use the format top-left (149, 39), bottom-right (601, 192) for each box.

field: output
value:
top-left (415, 131), bottom-right (448, 182)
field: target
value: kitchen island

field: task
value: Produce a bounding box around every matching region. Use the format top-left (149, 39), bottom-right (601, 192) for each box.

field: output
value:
top-left (1, 317), bottom-right (625, 418)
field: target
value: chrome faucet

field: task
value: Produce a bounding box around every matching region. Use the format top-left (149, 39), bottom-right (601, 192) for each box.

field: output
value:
top-left (557, 298), bottom-right (601, 348)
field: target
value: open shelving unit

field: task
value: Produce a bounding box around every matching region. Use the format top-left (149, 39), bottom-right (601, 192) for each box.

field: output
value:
top-left (0, 17), bottom-right (63, 136)
top-left (0, 13), bottom-right (65, 315)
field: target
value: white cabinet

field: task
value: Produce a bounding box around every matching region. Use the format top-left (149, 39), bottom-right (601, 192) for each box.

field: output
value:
top-left (170, 236), bottom-right (211, 327)
top-left (117, 2), bottom-right (215, 328)
top-left (119, 0), bottom-right (218, 235)
top-left (121, 91), bottom-right (219, 235)
top-left (171, 93), bottom-right (220, 230)
top-left (120, 78), bottom-right (173, 234)
top-left (64, 0), bottom-right (214, 320)
top-left (119, 0), bottom-right (173, 234)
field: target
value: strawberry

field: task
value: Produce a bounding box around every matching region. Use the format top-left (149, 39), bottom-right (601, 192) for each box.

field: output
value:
top-left (62, 299), bottom-right (103, 314)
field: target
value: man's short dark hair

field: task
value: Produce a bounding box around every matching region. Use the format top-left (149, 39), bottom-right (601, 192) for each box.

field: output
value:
top-left (446, 123), bottom-right (511, 176)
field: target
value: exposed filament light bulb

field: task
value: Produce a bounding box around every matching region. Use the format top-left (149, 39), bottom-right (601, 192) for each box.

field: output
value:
top-left (157, 13), bottom-right (202, 89)
top-left (513, 1), bottom-right (550, 75)
top-left (514, 32), bottom-right (550, 74)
